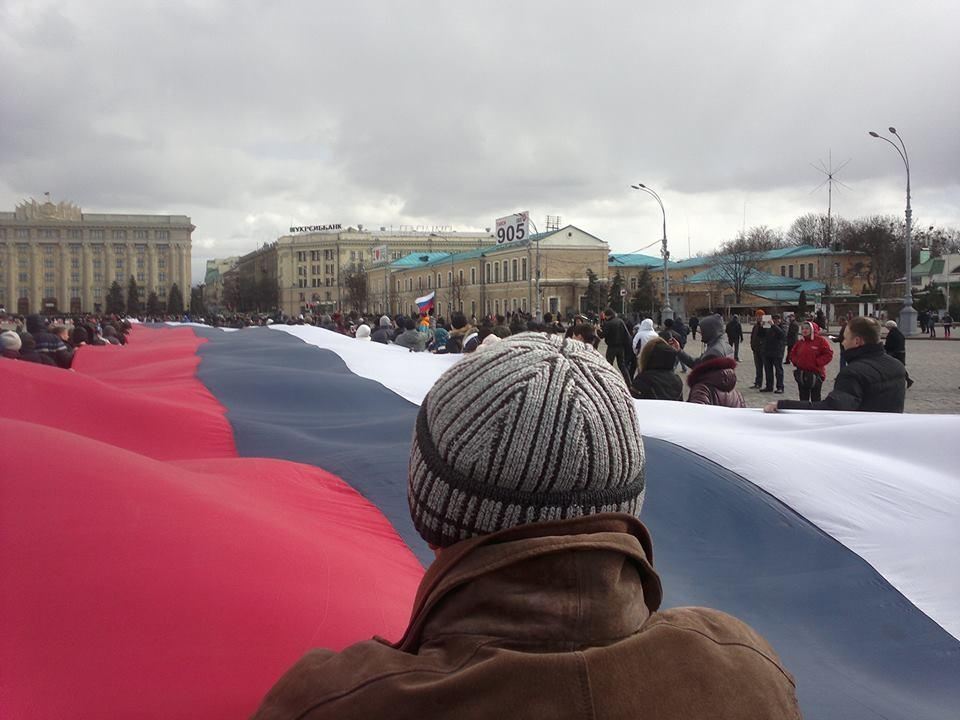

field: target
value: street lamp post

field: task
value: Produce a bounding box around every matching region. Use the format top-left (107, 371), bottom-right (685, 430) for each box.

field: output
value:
top-left (631, 184), bottom-right (673, 322)
top-left (869, 127), bottom-right (917, 335)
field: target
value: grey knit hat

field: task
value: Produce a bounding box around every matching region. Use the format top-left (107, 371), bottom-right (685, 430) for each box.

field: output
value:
top-left (409, 332), bottom-right (645, 547)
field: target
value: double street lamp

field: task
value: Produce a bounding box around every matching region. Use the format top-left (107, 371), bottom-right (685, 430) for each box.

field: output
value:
top-left (631, 183), bottom-right (673, 322)
top-left (868, 126), bottom-right (917, 335)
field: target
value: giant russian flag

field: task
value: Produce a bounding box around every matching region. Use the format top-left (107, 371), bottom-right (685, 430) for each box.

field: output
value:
top-left (2, 323), bottom-right (958, 719)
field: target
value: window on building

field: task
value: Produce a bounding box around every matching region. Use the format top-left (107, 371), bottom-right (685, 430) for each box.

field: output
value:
top-left (137, 272), bottom-right (145, 283)
top-left (397, 280), bottom-right (401, 293)
top-left (780, 265), bottom-right (786, 276)
top-left (91, 230), bottom-right (104, 241)
top-left (71, 272), bottom-right (80, 283)
top-left (495, 299), bottom-right (500, 314)
top-left (468, 268), bottom-right (474, 285)
top-left (800, 264), bottom-right (806, 279)
top-left (427, 275), bottom-right (432, 289)
top-left (788, 265), bottom-right (794, 278)
top-left (494, 263), bottom-right (500, 283)
top-left (325, 292), bottom-right (332, 301)
top-left (833, 262), bottom-right (841, 279)
top-left (630, 277), bottom-right (637, 290)
top-left (44, 286), bottom-right (55, 297)
top-left (350, 251), bottom-right (356, 261)
top-left (20, 287), bottom-right (30, 299)
top-left (18, 272), bottom-right (28, 283)
top-left (94, 272), bottom-right (103, 283)
top-left (158, 272), bottom-right (166, 283)
top-left (418, 276), bottom-right (422, 290)
top-left (113, 230), bottom-right (126, 240)
top-left (298, 278), bottom-right (307, 288)
top-left (511, 259), bottom-right (518, 281)
top-left (297, 266), bottom-right (306, 276)
top-left (40, 229), bottom-right (60, 239)
top-left (18, 256), bottom-right (28, 269)
top-left (68, 229), bottom-right (82, 240)
top-left (43, 245), bottom-right (54, 256)
top-left (71, 258), bottom-right (80, 270)
top-left (44, 258), bottom-right (54, 269)
top-left (44, 272), bottom-right (54, 283)
top-left (521, 297), bottom-right (527, 312)
top-left (157, 231), bottom-right (169, 241)
top-left (809, 263), bottom-right (815, 278)
top-left (94, 287), bottom-right (103, 299)
top-left (438, 273), bottom-right (443, 288)
top-left (134, 230), bottom-right (148, 240)
top-left (16, 229), bottom-right (29, 239)
top-left (471, 301), bottom-right (477, 317)
top-left (521, 258), bottom-right (527, 281)
top-left (502, 261), bottom-right (509, 282)
top-left (485, 263), bottom-right (491, 283)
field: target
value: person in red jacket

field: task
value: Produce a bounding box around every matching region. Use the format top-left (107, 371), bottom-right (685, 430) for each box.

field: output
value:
top-left (788, 321), bottom-right (834, 401)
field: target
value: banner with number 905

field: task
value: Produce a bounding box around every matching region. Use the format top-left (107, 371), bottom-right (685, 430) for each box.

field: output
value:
top-left (495, 212), bottom-right (529, 244)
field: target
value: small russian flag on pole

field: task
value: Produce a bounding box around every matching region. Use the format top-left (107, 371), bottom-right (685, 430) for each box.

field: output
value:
top-left (415, 290), bottom-right (435, 314)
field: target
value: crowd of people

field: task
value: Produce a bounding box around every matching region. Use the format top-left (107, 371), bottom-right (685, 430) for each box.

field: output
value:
top-left (0, 313), bottom-right (133, 369)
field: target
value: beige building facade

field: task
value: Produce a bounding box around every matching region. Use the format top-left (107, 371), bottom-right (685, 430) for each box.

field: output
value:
top-left (270, 228), bottom-right (497, 316)
top-left (388, 226), bottom-right (610, 319)
top-left (0, 198), bottom-right (193, 315)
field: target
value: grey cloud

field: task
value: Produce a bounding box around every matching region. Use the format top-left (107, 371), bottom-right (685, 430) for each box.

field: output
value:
top-left (1, 0), bottom-right (957, 280)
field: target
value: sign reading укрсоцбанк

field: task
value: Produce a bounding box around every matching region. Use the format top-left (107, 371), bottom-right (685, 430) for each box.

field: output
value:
top-left (289, 224), bottom-right (342, 233)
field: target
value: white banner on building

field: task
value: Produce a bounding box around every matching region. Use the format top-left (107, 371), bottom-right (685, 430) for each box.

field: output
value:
top-left (371, 245), bottom-right (389, 265)
top-left (495, 212), bottom-right (529, 244)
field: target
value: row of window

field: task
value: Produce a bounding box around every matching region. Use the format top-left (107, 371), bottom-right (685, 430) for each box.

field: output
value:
top-left (395, 259), bottom-right (530, 294)
top-left (780, 263), bottom-right (818, 279)
top-left (0, 229), bottom-right (172, 241)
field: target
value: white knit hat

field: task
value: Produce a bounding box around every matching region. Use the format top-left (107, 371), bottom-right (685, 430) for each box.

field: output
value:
top-left (1, 331), bottom-right (22, 352)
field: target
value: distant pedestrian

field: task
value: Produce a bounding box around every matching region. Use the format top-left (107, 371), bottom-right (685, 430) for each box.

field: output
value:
top-left (749, 313), bottom-right (765, 389)
top-left (758, 315), bottom-right (785, 394)
top-left (784, 315), bottom-right (799, 365)
top-left (918, 310), bottom-right (929, 334)
top-left (688, 315), bottom-right (699, 340)
top-left (600, 308), bottom-right (632, 383)
top-left (928, 314), bottom-right (937, 338)
top-left (943, 313), bottom-right (953, 338)
top-left (725, 315), bottom-right (744, 361)
top-left (883, 320), bottom-right (914, 388)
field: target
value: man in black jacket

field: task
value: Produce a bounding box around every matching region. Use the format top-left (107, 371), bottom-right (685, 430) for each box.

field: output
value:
top-left (764, 316), bottom-right (905, 413)
top-left (600, 308), bottom-right (631, 383)
top-left (726, 316), bottom-right (744, 361)
top-left (883, 320), bottom-right (914, 388)
top-left (758, 315), bottom-right (785, 394)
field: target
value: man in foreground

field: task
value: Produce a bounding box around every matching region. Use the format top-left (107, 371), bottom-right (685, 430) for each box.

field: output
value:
top-left (255, 334), bottom-right (800, 719)
top-left (764, 316), bottom-right (905, 414)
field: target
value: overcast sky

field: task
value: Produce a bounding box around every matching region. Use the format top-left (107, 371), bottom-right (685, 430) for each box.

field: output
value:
top-left (2, 0), bottom-right (958, 283)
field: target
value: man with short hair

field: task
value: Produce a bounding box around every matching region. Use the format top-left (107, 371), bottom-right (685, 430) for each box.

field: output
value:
top-left (600, 308), bottom-right (632, 383)
top-left (255, 334), bottom-right (801, 719)
top-left (765, 316), bottom-right (905, 413)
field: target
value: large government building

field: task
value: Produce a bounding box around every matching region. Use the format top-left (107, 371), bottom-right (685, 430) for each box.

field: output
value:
top-left (0, 198), bottom-right (193, 315)
top-left (218, 226), bottom-right (498, 316)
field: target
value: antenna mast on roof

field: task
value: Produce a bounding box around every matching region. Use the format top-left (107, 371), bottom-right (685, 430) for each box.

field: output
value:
top-left (545, 215), bottom-right (561, 232)
top-left (810, 149), bottom-right (852, 249)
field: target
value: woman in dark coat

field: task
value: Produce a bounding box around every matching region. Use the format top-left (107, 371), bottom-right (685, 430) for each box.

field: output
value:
top-left (687, 356), bottom-right (746, 407)
top-left (631, 337), bottom-right (683, 401)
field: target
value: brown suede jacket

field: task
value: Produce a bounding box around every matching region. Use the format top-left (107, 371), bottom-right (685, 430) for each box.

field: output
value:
top-left (253, 514), bottom-right (800, 719)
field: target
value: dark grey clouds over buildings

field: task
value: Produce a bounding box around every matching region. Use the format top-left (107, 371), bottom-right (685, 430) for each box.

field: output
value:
top-left (1, 0), bottom-right (957, 282)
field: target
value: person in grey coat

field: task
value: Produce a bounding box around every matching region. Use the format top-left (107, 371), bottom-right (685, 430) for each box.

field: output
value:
top-left (670, 314), bottom-right (732, 369)
top-left (394, 318), bottom-right (427, 352)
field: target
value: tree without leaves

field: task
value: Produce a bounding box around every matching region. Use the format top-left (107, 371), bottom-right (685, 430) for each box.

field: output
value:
top-left (167, 283), bottom-right (184, 315)
top-left (342, 269), bottom-right (368, 312)
top-left (837, 216), bottom-right (905, 295)
top-left (787, 213), bottom-right (852, 249)
top-left (713, 238), bottom-right (764, 305)
top-left (126, 276), bottom-right (141, 315)
top-left (106, 281), bottom-right (125, 315)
